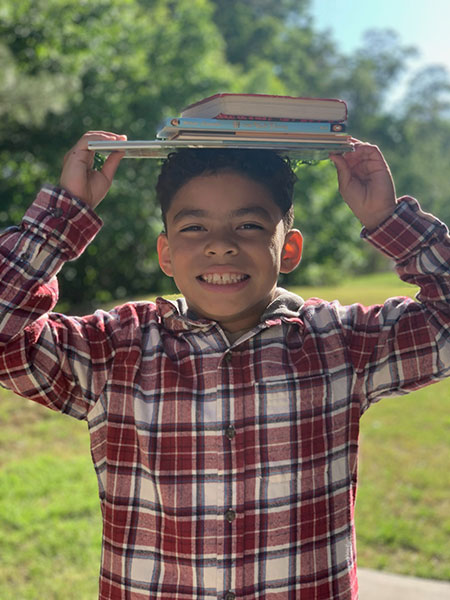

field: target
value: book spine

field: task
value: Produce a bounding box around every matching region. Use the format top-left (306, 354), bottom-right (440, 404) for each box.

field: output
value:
top-left (171, 132), bottom-right (351, 143)
top-left (213, 113), bottom-right (346, 123)
top-left (159, 117), bottom-right (345, 135)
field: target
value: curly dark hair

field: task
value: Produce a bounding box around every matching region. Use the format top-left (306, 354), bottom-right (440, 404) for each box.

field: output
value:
top-left (156, 148), bottom-right (296, 232)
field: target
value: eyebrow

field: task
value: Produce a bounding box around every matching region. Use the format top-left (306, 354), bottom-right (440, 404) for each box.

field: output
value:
top-left (231, 206), bottom-right (273, 221)
top-left (172, 205), bottom-right (274, 224)
top-left (172, 209), bottom-right (209, 224)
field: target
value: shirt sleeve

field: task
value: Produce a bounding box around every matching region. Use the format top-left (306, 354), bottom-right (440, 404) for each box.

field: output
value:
top-left (0, 186), bottom-right (118, 420)
top-left (341, 196), bottom-right (450, 410)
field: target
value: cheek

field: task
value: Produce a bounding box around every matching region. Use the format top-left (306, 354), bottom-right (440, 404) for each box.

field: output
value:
top-left (168, 238), bottom-right (195, 263)
top-left (167, 242), bottom-right (204, 281)
top-left (268, 233), bottom-right (285, 264)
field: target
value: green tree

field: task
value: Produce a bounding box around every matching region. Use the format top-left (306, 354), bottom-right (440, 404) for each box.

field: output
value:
top-left (2, 0), bottom-right (450, 306)
top-left (0, 0), bottom-right (237, 310)
top-left (389, 65), bottom-right (450, 222)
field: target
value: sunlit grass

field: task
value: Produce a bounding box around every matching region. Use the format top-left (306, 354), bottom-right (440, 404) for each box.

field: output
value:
top-left (356, 382), bottom-right (450, 579)
top-left (0, 403), bottom-right (101, 599)
top-left (288, 270), bottom-right (419, 306)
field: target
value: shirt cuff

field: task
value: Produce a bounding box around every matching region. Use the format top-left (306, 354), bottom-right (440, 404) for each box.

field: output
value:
top-left (362, 196), bottom-right (449, 262)
top-left (22, 185), bottom-right (103, 260)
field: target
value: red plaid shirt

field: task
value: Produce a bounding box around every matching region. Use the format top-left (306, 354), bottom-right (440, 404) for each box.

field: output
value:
top-left (1, 186), bottom-right (450, 600)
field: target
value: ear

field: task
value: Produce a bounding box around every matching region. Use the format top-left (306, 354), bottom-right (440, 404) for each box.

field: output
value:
top-left (280, 229), bottom-right (303, 273)
top-left (157, 233), bottom-right (174, 277)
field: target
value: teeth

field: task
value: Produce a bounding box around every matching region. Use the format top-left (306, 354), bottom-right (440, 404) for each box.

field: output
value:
top-left (201, 273), bottom-right (247, 285)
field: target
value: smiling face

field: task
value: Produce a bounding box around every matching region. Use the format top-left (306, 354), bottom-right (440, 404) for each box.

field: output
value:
top-left (157, 171), bottom-right (302, 333)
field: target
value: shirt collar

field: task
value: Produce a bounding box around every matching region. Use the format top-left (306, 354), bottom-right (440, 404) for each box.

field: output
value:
top-left (155, 288), bottom-right (305, 334)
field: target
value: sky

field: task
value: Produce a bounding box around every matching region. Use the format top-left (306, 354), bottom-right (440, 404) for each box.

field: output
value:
top-left (309, 0), bottom-right (450, 94)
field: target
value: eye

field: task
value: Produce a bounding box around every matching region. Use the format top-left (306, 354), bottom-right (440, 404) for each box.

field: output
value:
top-left (180, 225), bottom-right (205, 232)
top-left (238, 223), bottom-right (264, 230)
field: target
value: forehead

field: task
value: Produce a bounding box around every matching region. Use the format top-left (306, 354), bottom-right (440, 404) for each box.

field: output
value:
top-left (167, 172), bottom-right (283, 223)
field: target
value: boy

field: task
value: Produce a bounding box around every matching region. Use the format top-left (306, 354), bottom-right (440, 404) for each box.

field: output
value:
top-left (1, 130), bottom-right (449, 600)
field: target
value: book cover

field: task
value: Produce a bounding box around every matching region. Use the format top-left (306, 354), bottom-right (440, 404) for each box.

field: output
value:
top-left (181, 93), bottom-right (348, 122)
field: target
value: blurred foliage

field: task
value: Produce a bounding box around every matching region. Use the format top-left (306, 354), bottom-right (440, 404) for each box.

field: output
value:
top-left (1, 0), bottom-right (450, 310)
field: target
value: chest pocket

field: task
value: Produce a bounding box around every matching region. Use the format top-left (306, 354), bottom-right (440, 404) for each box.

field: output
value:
top-left (254, 374), bottom-right (332, 498)
top-left (252, 373), bottom-right (353, 560)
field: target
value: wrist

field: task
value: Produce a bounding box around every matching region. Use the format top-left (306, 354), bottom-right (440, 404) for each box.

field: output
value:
top-left (359, 203), bottom-right (397, 231)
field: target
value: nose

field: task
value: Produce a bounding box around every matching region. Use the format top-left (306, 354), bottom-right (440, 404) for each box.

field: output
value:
top-left (204, 231), bottom-right (239, 256)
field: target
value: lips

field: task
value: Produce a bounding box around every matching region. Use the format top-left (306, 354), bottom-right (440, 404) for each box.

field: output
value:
top-left (198, 272), bottom-right (250, 285)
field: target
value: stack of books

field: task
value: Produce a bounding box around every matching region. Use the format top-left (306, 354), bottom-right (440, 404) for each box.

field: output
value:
top-left (156, 93), bottom-right (352, 157)
top-left (88, 93), bottom-right (354, 160)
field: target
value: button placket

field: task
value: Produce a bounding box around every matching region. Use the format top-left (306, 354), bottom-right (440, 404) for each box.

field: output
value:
top-left (220, 347), bottom-right (237, 600)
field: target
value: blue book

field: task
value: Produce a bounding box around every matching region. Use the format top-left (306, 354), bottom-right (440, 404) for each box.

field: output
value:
top-left (157, 116), bottom-right (346, 139)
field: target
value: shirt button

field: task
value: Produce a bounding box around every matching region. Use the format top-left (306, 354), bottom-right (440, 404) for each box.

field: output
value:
top-left (50, 207), bottom-right (64, 218)
top-left (225, 508), bottom-right (236, 523)
top-left (224, 351), bottom-right (232, 363)
top-left (225, 425), bottom-right (236, 440)
top-left (225, 593), bottom-right (236, 600)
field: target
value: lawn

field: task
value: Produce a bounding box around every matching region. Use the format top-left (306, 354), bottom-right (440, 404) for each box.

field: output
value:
top-left (1, 272), bottom-right (449, 599)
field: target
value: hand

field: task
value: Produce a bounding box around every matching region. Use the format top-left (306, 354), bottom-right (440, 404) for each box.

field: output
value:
top-left (330, 140), bottom-right (397, 230)
top-left (59, 131), bottom-right (127, 209)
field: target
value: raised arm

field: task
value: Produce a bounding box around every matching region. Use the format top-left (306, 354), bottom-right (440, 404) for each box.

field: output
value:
top-left (0, 132), bottom-right (126, 417)
top-left (326, 141), bottom-right (450, 405)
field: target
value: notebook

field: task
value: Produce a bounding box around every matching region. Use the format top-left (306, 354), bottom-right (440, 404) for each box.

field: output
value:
top-left (87, 138), bottom-right (354, 161)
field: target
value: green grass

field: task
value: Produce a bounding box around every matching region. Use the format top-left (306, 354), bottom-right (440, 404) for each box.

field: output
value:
top-left (1, 272), bottom-right (449, 598)
top-left (0, 402), bottom-right (101, 599)
top-left (356, 384), bottom-right (450, 579)
top-left (288, 270), bottom-right (420, 306)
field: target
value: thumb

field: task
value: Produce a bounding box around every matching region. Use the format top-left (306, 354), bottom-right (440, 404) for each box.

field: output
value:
top-left (329, 153), bottom-right (351, 192)
top-left (101, 151), bottom-right (125, 184)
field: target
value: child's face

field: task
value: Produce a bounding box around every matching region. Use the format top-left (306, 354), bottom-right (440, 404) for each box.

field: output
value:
top-left (157, 171), bottom-right (302, 332)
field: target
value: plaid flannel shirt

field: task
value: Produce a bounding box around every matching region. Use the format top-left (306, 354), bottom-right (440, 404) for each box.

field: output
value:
top-left (1, 186), bottom-right (450, 600)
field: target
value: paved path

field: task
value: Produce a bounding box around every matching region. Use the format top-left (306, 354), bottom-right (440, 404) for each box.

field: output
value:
top-left (358, 568), bottom-right (450, 599)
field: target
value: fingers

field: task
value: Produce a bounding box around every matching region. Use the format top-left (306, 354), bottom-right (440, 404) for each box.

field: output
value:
top-left (75, 130), bottom-right (128, 149)
top-left (93, 132), bottom-right (127, 186)
top-left (60, 131), bottom-right (127, 208)
top-left (84, 131), bottom-right (127, 182)
top-left (63, 131), bottom-right (127, 165)
top-left (331, 141), bottom-right (388, 180)
top-left (329, 152), bottom-right (351, 191)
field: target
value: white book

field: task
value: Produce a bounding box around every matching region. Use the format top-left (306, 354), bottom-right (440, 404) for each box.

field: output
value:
top-left (88, 138), bottom-right (354, 160)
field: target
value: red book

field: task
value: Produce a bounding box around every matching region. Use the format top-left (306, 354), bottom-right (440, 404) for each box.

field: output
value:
top-left (181, 93), bottom-right (348, 122)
